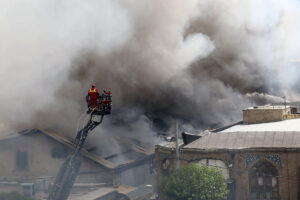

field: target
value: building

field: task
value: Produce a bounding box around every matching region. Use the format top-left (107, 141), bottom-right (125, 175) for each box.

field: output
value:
top-left (243, 105), bottom-right (299, 124)
top-left (0, 129), bottom-right (154, 199)
top-left (155, 106), bottom-right (300, 200)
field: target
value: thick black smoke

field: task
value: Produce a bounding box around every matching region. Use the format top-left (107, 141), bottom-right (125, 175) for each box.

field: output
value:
top-left (1, 0), bottom-right (300, 144)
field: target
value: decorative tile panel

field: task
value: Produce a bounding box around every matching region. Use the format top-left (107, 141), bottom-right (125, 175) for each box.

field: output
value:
top-left (265, 154), bottom-right (281, 167)
top-left (245, 154), bottom-right (281, 168)
top-left (245, 154), bottom-right (259, 167)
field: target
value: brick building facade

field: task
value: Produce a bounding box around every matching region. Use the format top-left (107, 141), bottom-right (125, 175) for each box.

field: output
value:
top-left (155, 130), bottom-right (300, 200)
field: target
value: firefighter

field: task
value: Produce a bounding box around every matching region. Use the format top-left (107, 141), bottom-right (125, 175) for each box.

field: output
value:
top-left (86, 84), bottom-right (99, 112)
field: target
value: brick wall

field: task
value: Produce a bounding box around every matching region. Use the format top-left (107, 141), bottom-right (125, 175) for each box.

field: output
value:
top-left (155, 146), bottom-right (300, 200)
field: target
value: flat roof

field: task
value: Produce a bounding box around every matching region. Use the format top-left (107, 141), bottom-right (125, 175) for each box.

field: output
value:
top-left (183, 131), bottom-right (300, 151)
top-left (244, 105), bottom-right (292, 110)
top-left (221, 118), bottom-right (300, 133)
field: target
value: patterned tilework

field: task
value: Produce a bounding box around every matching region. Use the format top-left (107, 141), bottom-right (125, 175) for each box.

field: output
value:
top-left (245, 154), bottom-right (281, 168)
top-left (245, 154), bottom-right (259, 168)
top-left (265, 154), bottom-right (281, 167)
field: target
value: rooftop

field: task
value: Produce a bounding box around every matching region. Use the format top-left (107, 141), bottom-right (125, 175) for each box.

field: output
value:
top-left (221, 118), bottom-right (300, 133)
top-left (0, 129), bottom-right (154, 170)
top-left (244, 105), bottom-right (292, 110)
top-left (183, 131), bottom-right (300, 151)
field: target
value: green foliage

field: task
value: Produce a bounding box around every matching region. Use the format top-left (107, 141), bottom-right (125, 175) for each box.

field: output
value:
top-left (0, 192), bottom-right (34, 200)
top-left (160, 163), bottom-right (229, 200)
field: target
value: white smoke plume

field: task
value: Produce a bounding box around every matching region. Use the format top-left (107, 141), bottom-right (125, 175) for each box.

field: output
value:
top-left (1, 0), bottom-right (300, 140)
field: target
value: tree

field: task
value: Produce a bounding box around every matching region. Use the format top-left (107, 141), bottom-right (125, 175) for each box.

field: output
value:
top-left (0, 192), bottom-right (34, 200)
top-left (160, 163), bottom-right (229, 200)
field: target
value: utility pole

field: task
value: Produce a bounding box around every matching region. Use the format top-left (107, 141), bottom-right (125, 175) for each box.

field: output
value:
top-left (175, 121), bottom-right (180, 169)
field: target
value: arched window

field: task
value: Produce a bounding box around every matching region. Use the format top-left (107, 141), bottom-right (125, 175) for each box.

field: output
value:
top-left (198, 159), bottom-right (229, 180)
top-left (249, 160), bottom-right (279, 200)
top-left (161, 159), bottom-right (171, 175)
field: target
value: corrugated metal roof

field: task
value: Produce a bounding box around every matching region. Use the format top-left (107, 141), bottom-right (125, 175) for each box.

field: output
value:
top-left (183, 131), bottom-right (300, 150)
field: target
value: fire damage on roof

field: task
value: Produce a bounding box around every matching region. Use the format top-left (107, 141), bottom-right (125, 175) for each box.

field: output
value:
top-left (0, 129), bottom-right (155, 199)
top-left (18, 129), bottom-right (155, 170)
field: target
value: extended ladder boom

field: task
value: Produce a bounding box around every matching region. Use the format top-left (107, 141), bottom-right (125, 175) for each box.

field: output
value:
top-left (47, 89), bottom-right (112, 200)
top-left (47, 112), bottom-right (104, 200)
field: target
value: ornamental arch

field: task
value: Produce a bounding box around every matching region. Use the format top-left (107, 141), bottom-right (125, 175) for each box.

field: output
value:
top-left (248, 160), bottom-right (279, 200)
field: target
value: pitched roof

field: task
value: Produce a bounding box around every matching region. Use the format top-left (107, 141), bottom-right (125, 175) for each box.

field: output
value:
top-left (38, 129), bottom-right (116, 169)
top-left (41, 129), bottom-right (155, 170)
top-left (0, 129), bottom-right (153, 170)
top-left (0, 132), bottom-right (24, 140)
top-left (183, 131), bottom-right (300, 151)
top-left (0, 130), bottom-right (33, 140)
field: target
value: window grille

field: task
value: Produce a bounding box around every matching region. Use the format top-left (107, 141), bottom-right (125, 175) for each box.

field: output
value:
top-left (249, 161), bottom-right (279, 200)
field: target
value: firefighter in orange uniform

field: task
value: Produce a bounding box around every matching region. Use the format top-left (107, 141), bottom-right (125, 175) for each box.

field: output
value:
top-left (86, 84), bottom-right (99, 111)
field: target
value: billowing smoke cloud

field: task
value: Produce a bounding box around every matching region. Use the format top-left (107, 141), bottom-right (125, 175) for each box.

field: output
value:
top-left (1, 0), bottom-right (300, 143)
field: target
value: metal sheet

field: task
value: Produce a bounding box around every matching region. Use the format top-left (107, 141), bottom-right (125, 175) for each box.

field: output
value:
top-left (184, 131), bottom-right (300, 150)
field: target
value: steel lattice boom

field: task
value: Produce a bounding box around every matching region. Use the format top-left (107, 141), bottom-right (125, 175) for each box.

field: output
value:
top-left (47, 90), bottom-right (111, 200)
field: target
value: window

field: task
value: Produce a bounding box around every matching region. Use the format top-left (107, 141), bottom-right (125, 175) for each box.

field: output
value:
top-left (161, 159), bottom-right (171, 175)
top-left (198, 159), bottom-right (229, 179)
top-left (51, 147), bottom-right (68, 158)
top-left (198, 159), bottom-right (234, 199)
top-left (16, 151), bottom-right (28, 170)
top-left (249, 161), bottom-right (279, 200)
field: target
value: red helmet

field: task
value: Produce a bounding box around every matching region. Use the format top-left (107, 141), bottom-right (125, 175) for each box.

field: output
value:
top-left (92, 84), bottom-right (96, 88)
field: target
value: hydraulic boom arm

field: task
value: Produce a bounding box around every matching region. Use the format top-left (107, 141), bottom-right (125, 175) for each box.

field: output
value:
top-left (47, 89), bottom-right (112, 200)
top-left (47, 112), bottom-right (104, 200)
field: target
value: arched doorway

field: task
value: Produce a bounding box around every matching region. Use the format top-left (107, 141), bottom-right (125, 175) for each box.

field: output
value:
top-left (249, 160), bottom-right (279, 200)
